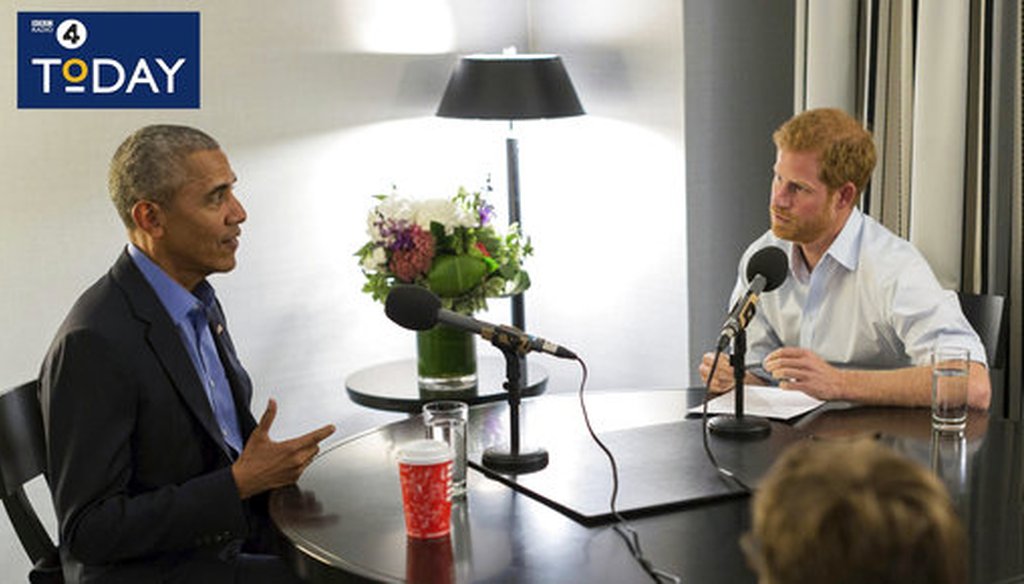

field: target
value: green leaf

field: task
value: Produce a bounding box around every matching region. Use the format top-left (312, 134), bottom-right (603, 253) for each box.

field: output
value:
top-left (506, 270), bottom-right (531, 295)
top-left (354, 241), bottom-right (378, 258)
top-left (427, 255), bottom-right (489, 297)
top-left (430, 221), bottom-right (446, 242)
top-left (480, 255), bottom-right (499, 272)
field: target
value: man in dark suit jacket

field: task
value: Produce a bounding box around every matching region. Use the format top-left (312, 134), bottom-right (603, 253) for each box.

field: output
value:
top-left (39, 125), bottom-right (335, 583)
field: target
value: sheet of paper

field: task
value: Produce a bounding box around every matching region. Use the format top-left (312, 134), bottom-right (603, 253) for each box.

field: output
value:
top-left (687, 385), bottom-right (825, 421)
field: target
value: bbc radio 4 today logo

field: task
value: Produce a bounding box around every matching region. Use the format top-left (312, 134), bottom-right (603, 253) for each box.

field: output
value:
top-left (18, 12), bottom-right (199, 109)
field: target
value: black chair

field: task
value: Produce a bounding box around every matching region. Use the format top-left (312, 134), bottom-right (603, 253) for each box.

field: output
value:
top-left (957, 292), bottom-right (1007, 369)
top-left (0, 380), bottom-right (63, 584)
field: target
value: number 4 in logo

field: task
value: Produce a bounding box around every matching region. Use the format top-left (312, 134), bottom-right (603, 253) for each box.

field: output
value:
top-left (56, 19), bottom-right (87, 50)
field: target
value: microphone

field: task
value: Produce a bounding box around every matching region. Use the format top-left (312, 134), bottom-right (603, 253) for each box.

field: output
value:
top-left (716, 246), bottom-right (788, 351)
top-left (385, 285), bottom-right (578, 360)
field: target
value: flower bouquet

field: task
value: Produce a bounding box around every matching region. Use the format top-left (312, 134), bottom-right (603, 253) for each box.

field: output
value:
top-left (357, 187), bottom-right (532, 390)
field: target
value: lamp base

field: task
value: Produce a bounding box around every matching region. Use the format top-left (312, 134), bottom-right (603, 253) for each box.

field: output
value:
top-left (707, 415), bottom-right (771, 439)
top-left (482, 446), bottom-right (549, 474)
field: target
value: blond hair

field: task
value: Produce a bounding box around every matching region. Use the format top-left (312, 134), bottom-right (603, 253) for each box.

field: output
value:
top-left (747, 439), bottom-right (966, 584)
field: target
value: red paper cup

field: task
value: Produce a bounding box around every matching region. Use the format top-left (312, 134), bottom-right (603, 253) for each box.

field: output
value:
top-left (398, 439), bottom-right (453, 539)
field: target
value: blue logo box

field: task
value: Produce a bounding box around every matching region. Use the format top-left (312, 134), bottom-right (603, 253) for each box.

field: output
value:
top-left (17, 12), bottom-right (200, 109)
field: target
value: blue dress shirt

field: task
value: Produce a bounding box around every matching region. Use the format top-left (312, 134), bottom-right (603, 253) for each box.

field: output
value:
top-left (127, 244), bottom-right (244, 455)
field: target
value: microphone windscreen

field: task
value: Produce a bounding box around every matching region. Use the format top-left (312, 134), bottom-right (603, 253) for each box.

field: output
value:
top-left (746, 246), bottom-right (789, 292)
top-left (384, 285), bottom-right (440, 331)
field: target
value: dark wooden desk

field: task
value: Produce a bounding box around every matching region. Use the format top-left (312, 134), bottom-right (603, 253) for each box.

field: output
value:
top-left (344, 357), bottom-right (548, 414)
top-left (270, 389), bottom-right (1024, 584)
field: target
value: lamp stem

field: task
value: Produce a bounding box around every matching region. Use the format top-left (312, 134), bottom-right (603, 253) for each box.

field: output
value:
top-left (506, 128), bottom-right (525, 333)
top-left (505, 126), bottom-right (529, 385)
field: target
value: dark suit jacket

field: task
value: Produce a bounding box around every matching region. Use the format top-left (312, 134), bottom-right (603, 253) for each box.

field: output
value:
top-left (40, 249), bottom-right (264, 583)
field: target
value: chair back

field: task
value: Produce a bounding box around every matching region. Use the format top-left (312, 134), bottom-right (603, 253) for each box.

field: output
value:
top-left (957, 292), bottom-right (1007, 370)
top-left (0, 380), bottom-right (63, 583)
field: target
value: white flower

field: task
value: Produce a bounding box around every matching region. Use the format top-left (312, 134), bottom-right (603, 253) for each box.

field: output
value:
top-left (413, 198), bottom-right (476, 233)
top-left (361, 246), bottom-right (387, 271)
top-left (367, 196), bottom-right (411, 241)
top-left (368, 193), bottom-right (478, 238)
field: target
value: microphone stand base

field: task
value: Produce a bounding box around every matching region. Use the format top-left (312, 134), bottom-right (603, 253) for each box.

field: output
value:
top-left (708, 415), bottom-right (771, 439)
top-left (482, 447), bottom-right (549, 474)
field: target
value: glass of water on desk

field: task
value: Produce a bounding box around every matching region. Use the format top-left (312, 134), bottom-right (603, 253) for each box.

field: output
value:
top-left (932, 346), bottom-right (970, 432)
top-left (423, 401), bottom-right (469, 498)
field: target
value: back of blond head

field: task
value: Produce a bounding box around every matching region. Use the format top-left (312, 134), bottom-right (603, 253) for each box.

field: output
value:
top-left (749, 439), bottom-right (966, 584)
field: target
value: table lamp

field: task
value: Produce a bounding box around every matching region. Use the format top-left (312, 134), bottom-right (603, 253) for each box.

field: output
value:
top-left (436, 48), bottom-right (585, 332)
top-left (437, 50), bottom-right (583, 474)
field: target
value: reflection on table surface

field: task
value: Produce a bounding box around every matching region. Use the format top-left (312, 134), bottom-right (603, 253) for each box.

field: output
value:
top-left (344, 357), bottom-right (548, 414)
top-left (271, 389), bottom-right (1023, 584)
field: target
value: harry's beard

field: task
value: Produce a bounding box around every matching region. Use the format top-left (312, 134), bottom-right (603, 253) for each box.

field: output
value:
top-left (770, 204), bottom-right (834, 244)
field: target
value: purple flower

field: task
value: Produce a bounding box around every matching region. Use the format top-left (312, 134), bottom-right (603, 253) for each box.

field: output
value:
top-left (378, 219), bottom-right (417, 251)
top-left (478, 203), bottom-right (495, 226)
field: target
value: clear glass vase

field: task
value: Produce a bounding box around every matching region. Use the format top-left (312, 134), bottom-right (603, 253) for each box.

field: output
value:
top-left (416, 324), bottom-right (478, 392)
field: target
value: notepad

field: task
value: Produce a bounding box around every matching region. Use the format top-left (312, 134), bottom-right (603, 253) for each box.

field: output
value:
top-left (687, 384), bottom-right (825, 421)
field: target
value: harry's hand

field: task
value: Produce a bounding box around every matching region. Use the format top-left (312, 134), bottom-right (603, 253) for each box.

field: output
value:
top-left (231, 399), bottom-right (336, 500)
top-left (699, 352), bottom-right (736, 394)
top-left (763, 347), bottom-right (845, 400)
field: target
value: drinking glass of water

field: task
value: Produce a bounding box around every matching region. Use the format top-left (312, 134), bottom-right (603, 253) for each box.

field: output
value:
top-left (422, 401), bottom-right (469, 498)
top-left (931, 346), bottom-right (970, 431)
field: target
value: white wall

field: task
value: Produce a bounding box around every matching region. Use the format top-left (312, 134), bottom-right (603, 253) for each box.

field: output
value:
top-left (0, 0), bottom-right (686, 576)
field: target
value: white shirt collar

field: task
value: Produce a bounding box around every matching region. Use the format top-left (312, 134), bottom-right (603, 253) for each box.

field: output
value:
top-left (825, 207), bottom-right (863, 271)
top-left (783, 207), bottom-right (864, 279)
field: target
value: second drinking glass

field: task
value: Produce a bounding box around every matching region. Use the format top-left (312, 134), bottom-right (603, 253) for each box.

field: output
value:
top-left (422, 400), bottom-right (469, 498)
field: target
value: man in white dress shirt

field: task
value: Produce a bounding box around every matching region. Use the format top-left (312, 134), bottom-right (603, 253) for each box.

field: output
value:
top-left (699, 108), bottom-right (991, 409)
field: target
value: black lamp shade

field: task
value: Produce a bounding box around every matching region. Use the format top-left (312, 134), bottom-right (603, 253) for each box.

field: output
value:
top-left (436, 54), bottom-right (585, 120)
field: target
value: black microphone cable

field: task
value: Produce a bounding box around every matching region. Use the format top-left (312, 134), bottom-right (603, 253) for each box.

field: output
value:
top-left (699, 246), bottom-right (788, 493)
top-left (574, 356), bottom-right (682, 584)
top-left (699, 347), bottom-right (753, 493)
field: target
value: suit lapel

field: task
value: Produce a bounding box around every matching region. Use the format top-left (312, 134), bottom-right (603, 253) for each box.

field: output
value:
top-left (109, 250), bottom-right (235, 460)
